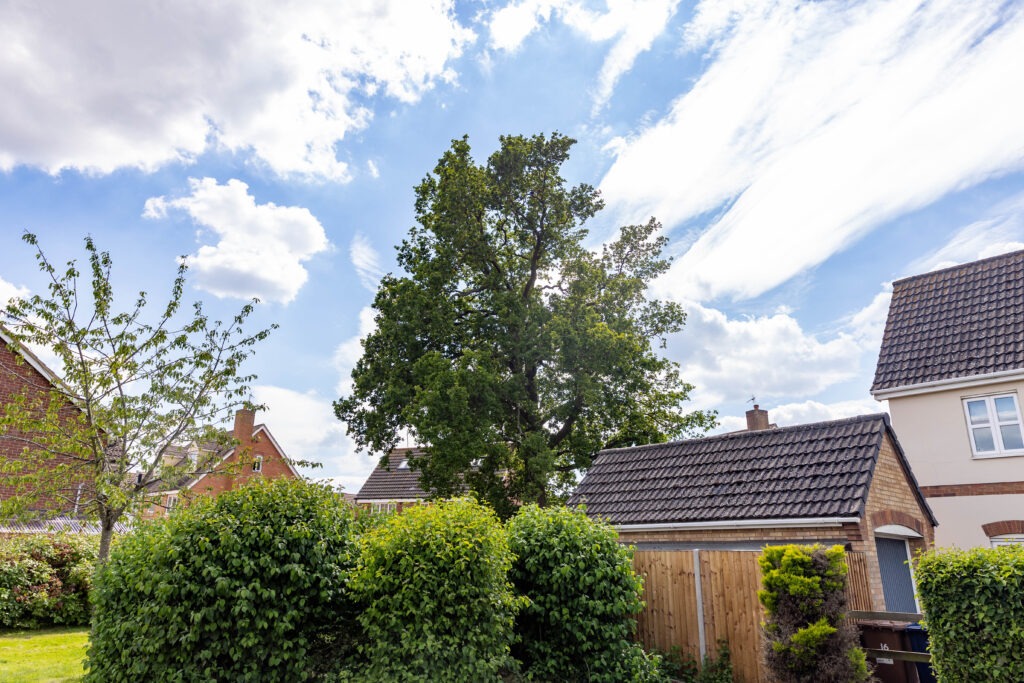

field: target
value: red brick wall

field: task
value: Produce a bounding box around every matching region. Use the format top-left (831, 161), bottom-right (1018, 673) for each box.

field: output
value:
top-left (0, 342), bottom-right (87, 513)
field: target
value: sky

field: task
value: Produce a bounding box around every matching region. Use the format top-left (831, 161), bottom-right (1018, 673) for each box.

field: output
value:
top-left (1, 0), bottom-right (1023, 493)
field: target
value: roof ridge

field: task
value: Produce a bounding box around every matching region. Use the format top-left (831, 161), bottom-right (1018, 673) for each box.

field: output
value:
top-left (892, 248), bottom-right (1024, 287)
top-left (598, 413), bottom-right (889, 455)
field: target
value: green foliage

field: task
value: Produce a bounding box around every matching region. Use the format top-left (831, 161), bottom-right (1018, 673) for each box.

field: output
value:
top-left (1, 233), bottom-right (276, 559)
top-left (506, 504), bottom-right (661, 682)
top-left (86, 480), bottom-right (358, 683)
top-left (335, 133), bottom-right (715, 514)
top-left (758, 545), bottom-right (869, 683)
top-left (348, 498), bottom-right (522, 682)
top-left (0, 534), bottom-right (97, 628)
top-left (916, 544), bottom-right (1024, 683)
top-left (656, 641), bottom-right (734, 683)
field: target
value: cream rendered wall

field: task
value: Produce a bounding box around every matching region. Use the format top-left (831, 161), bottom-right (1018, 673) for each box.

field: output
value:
top-left (887, 378), bottom-right (1024, 548)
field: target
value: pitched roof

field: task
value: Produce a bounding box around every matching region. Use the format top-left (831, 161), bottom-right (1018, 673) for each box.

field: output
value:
top-left (569, 414), bottom-right (934, 526)
top-left (354, 448), bottom-right (430, 501)
top-left (872, 249), bottom-right (1024, 393)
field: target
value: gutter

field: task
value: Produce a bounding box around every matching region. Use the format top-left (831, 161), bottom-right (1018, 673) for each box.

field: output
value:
top-left (873, 368), bottom-right (1024, 400)
top-left (615, 517), bottom-right (861, 532)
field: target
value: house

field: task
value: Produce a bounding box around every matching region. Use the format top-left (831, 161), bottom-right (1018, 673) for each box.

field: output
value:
top-left (872, 248), bottom-right (1024, 548)
top-left (354, 447), bottom-right (431, 512)
top-left (569, 407), bottom-right (937, 613)
top-left (140, 408), bottom-right (301, 519)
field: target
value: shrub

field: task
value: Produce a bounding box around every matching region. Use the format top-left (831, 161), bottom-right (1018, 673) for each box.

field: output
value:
top-left (758, 544), bottom-right (868, 683)
top-left (506, 504), bottom-right (662, 682)
top-left (656, 641), bottom-right (733, 683)
top-left (348, 497), bottom-right (522, 681)
top-left (0, 533), bottom-right (97, 628)
top-left (86, 479), bottom-right (359, 683)
top-left (916, 544), bottom-right (1024, 683)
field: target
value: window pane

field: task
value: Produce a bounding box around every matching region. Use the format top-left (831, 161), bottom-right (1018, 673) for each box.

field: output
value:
top-left (995, 396), bottom-right (1019, 423)
top-left (973, 427), bottom-right (996, 452)
top-left (1001, 425), bottom-right (1024, 450)
top-left (967, 400), bottom-right (990, 425)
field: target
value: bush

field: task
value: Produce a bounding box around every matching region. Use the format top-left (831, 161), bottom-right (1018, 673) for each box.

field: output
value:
top-left (758, 544), bottom-right (868, 683)
top-left (86, 479), bottom-right (359, 683)
top-left (506, 504), bottom-right (662, 682)
top-left (916, 544), bottom-right (1024, 683)
top-left (656, 641), bottom-right (733, 683)
top-left (0, 533), bottom-right (97, 628)
top-left (348, 497), bottom-right (522, 681)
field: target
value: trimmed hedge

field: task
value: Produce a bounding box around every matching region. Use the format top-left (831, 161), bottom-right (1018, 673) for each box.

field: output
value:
top-left (0, 533), bottom-right (97, 628)
top-left (916, 544), bottom-right (1024, 683)
top-left (86, 480), bottom-right (359, 683)
top-left (758, 544), bottom-right (868, 683)
top-left (348, 497), bottom-right (522, 681)
top-left (507, 504), bottom-right (661, 682)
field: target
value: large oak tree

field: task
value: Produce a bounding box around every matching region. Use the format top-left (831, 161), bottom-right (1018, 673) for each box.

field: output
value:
top-left (335, 133), bottom-right (714, 514)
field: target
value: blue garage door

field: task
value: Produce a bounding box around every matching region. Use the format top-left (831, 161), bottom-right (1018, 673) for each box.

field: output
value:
top-left (875, 537), bottom-right (917, 613)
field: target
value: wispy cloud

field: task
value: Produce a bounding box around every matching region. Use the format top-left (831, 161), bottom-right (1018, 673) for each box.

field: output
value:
top-left (333, 306), bottom-right (377, 396)
top-left (715, 397), bottom-right (884, 433)
top-left (349, 234), bottom-right (384, 291)
top-left (905, 194), bottom-right (1024, 275)
top-left (599, 0), bottom-right (1024, 302)
top-left (144, 178), bottom-right (329, 304)
top-left (0, 0), bottom-right (474, 179)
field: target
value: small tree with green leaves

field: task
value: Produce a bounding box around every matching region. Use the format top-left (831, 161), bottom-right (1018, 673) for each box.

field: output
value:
top-left (758, 545), bottom-right (869, 683)
top-left (0, 233), bottom-right (275, 560)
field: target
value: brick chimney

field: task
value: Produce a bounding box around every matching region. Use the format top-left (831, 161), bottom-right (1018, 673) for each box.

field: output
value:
top-left (746, 404), bottom-right (770, 431)
top-left (233, 408), bottom-right (256, 448)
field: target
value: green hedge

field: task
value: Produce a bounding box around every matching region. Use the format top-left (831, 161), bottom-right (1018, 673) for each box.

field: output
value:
top-left (758, 544), bottom-right (868, 683)
top-left (348, 497), bottom-right (522, 681)
top-left (507, 504), bottom-right (661, 682)
top-left (916, 545), bottom-right (1024, 683)
top-left (86, 480), bottom-right (359, 683)
top-left (0, 533), bottom-right (97, 628)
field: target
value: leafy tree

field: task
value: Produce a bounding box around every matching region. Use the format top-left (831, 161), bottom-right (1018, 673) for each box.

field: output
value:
top-left (0, 233), bottom-right (274, 560)
top-left (335, 133), bottom-right (714, 513)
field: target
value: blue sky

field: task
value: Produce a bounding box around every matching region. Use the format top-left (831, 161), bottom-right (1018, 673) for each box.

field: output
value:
top-left (2, 0), bottom-right (1023, 492)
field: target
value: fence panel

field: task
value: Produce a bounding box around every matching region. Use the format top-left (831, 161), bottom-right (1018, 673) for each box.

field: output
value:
top-left (700, 551), bottom-right (765, 683)
top-left (633, 550), bottom-right (701, 661)
top-left (845, 551), bottom-right (872, 612)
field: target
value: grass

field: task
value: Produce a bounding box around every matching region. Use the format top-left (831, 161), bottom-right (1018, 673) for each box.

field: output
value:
top-left (0, 627), bottom-right (88, 683)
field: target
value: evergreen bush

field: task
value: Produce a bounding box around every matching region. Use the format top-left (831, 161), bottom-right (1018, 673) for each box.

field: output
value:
top-left (348, 498), bottom-right (522, 682)
top-left (506, 504), bottom-right (662, 682)
top-left (916, 544), bottom-right (1024, 682)
top-left (758, 544), bottom-right (869, 683)
top-left (0, 533), bottom-right (97, 628)
top-left (86, 479), bottom-right (359, 682)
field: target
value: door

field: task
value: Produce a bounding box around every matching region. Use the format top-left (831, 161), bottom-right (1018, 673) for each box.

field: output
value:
top-left (875, 537), bottom-right (917, 613)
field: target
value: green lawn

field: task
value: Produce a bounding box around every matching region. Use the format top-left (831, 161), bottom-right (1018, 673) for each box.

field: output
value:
top-left (0, 627), bottom-right (88, 683)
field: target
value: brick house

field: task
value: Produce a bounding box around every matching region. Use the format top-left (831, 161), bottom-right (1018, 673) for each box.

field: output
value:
top-left (872, 249), bottom-right (1024, 548)
top-left (141, 408), bottom-right (301, 519)
top-left (0, 328), bottom-right (92, 519)
top-left (354, 447), bottom-right (431, 512)
top-left (570, 408), bottom-right (936, 613)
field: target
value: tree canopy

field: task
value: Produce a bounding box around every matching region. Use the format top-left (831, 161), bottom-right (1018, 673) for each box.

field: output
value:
top-left (0, 234), bottom-right (275, 558)
top-left (335, 133), bottom-right (714, 514)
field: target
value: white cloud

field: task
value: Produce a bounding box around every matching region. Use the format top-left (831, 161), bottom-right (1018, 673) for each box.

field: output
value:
top-left (670, 300), bottom-right (864, 408)
top-left (349, 235), bottom-right (384, 291)
top-left (333, 306), bottom-right (377, 396)
top-left (601, 0), bottom-right (1024, 302)
top-left (0, 1), bottom-right (474, 179)
top-left (366, 160), bottom-right (380, 179)
top-left (715, 397), bottom-right (885, 433)
top-left (488, 0), bottom-right (679, 109)
top-left (906, 197), bottom-right (1024, 274)
top-left (0, 276), bottom-right (28, 306)
top-left (144, 178), bottom-right (329, 304)
top-left (252, 384), bottom-right (374, 491)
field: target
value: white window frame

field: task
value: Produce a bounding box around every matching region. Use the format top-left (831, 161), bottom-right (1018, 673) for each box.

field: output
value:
top-left (991, 534), bottom-right (1024, 548)
top-left (253, 455), bottom-right (263, 473)
top-left (962, 393), bottom-right (1024, 458)
top-left (371, 502), bottom-right (397, 513)
top-left (166, 494), bottom-right (178, 513)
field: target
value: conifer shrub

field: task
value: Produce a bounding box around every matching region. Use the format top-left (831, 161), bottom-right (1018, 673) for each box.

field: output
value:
top-left (916, 544), bottom-right (1024, 682)
top-left (506, 504), bottom-right (662, 682)
top-left (86, 479), bottom-right (359, 683)
top-left (0, 533), bottom-right (97, 628)
top-left (348, 497), bottom-right (522, 681)
top-left (758, 544), bottom-right (869, 683)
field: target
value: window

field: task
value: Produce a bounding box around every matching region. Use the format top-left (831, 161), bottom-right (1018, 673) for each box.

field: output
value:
top-left (991, 535), bottom-right (1024, 548)
top-left (166, 494), bottom-right (177, 513)
top-left (963, 394), bottom-right (1024, 456)
top-left (253, 455), bottom-right (263, 472)
top-left (371, 502), bottom-right (397, 513)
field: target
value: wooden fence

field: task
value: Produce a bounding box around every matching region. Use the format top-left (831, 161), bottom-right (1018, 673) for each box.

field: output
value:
top-left (633, 550), bottom-right (872, 683)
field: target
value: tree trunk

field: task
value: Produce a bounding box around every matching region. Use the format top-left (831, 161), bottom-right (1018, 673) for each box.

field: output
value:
top-left (97, 511), bottom-right (117, 562)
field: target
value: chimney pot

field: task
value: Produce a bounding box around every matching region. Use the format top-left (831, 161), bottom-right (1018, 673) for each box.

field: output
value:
top-left (746, 405), bottom-right (770, 431)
